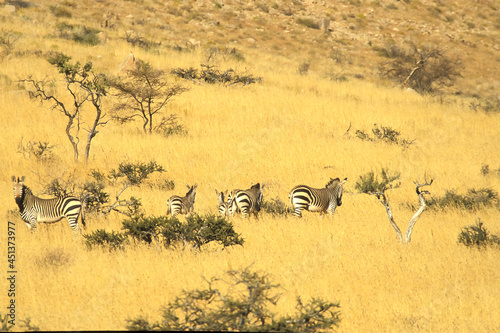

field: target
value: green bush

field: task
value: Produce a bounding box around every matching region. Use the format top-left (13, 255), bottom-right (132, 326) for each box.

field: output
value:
top-left (354, 124), bottom-right (415, 148)
top-left (121, 214), bottom-right (244, 250)
top-left (262, 197), bottom-right (293, 217)
top-left (355, 169), bottom-right (401, 194)
top-left (457, 220), bottom-right (500, 248)
top-left (126, 267), bottom-right (341, 332)
top-left (84, 229), bottom-right (128, 251)
top-left (428, 188), bottom-right (498, 211)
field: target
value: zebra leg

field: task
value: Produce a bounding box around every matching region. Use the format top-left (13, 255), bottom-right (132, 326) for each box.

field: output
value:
top-left (67, 216), bottom-right (80, 234)
top-left (28, 217), bottom-right (37, 232)
top-left (292, 207), bottom-right (304, 218)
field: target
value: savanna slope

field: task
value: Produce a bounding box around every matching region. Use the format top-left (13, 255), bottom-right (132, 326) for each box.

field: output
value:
top-left (1, 0), bottom-right (500, 332)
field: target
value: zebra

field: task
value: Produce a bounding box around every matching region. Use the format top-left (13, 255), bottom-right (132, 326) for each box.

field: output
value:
top-left (227, 182), bottom-right (265, 218)
top-left (166, 183), bottom-right (198, 217)
top-left (12, 176), bottom-right (85, 233)
top-left (289, 177), bottom-right (347, 218)
top-left (215, 189), bottom-right (230, 216)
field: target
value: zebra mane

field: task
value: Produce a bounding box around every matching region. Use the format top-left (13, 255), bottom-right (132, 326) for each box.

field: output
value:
top-left (15, 184), bottom-right (31, 213)
top-left (325, 178), bottom-right (340, 188)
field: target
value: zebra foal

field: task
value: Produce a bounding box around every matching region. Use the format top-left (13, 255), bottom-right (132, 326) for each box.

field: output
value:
top-left (166, 183), bottom-right (198, 217)
top-left (289, 177), bottom-right (347, 218)
top-left (12, 176), bottom-right (85, 233)
top-left (227, 182), bottom-right (265, 218)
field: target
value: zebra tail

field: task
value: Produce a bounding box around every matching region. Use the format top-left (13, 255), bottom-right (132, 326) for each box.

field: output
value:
top-left (81, 193), bottom-right (90, 228)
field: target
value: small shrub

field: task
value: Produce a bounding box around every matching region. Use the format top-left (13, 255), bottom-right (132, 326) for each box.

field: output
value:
top-left (122, 214), bottom-right (244, 250)
top-left (56, 23), bottom-right (100, 46)
top-left (355, 169), bottom-right (401, 194)
top-left (262, 197), bottom-right (293, 217)
top-left (50, 5), bottom-right (72, 18)
top-left (354, 124), bottom-right (415, 148)
top-left (171, 64), bottom-right (261, 86)
top-left (125, 31), bottom-right (153, 50)
top-left (84, 229), bottom-right (128, 251)
top-left (83, 180), bottom-right (109, 214)
top-left (457, 219), bottom-right (500, 248)
top-left (154, 114), bottom-right (187, 138)
top-left (44, 178), bottom-right (77, 198)
top-left (298, 61), bottom-right (310, 75)
top-left (1, 313), bottom-right (14, 332)
top-left (469, 96), bottom-right (500, 113)
top-left (296, 17), bottom-right (320, 29)
top-left (126, 267), bottom-right (341, 332)
top-left (17, 139), bottom-right (55, 162)
top-left (427, 188), bottom-right (499, 211)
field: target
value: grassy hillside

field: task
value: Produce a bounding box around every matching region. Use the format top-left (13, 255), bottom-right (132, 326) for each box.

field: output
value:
top-left (1, 0), bottom-right (500, 331)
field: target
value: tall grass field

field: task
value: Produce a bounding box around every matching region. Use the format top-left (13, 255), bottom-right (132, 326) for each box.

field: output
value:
top-left (1, 1), bottom-right (500, 332)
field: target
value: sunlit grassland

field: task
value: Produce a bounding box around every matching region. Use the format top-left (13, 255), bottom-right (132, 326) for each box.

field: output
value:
top-left (1, 31), bottom-right (500, 333)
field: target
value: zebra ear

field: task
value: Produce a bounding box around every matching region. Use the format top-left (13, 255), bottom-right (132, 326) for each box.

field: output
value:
top-left (341, 177), bottom-right (347, 185)
top-left (11, 176), bottom-right (16, 182)
top-left (20, 176), bottom-right (25, 183)
top-left (261, 182), bottom-right (265, 190)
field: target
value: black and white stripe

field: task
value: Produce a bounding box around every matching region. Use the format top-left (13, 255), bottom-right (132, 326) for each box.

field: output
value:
top-left (227, 183), bottom-right (264, 218)
top-left (215, 189), bottom-right (230, 217)
top-left (166, 184), bottom-right (198, 217)
top-left (289, 177), bottom-right (347, 218)
top-left (12, 176), bottom-right (85, 233)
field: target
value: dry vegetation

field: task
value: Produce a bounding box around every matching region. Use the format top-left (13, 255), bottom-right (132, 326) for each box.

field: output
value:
top-left (1, 0), bottom-right (500, 331)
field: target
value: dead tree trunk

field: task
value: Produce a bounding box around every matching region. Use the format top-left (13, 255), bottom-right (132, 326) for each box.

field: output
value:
top-left (369, 179), bottom-right (433, 243)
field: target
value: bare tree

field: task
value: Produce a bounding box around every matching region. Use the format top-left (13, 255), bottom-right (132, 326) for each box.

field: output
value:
top-left (355, 169), bottom-right (433, 243)
top-left (109, 59), bottom-right (188, 134)
top-left (23, 53), bottom-right (108, 163)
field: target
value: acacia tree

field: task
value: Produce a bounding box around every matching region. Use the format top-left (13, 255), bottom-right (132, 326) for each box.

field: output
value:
top-left (378, 41), bottom-right (461, 93)
top-left (110, 59), bottom-right (188, 134)
top-left (24, 53), bottom-right (108, 163)
top-left (355, 169), bottom-right (433, 243)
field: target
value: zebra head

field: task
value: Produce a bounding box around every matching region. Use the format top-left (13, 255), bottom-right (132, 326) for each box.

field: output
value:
top-left (327, 177), bottom-right (347, 206)
top-left (185, 183), bottom-right (198, 206)
top-left (12, 175), bottom-right (26, 202)
top-left (215, 189), bottom-right (229, 216)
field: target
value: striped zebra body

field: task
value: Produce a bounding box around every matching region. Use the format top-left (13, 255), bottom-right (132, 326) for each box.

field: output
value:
top-left (227, 183), bottom-right (264, 218)
top-left (12, 176), bottom-right (85, 233)
top-left (289, 177), bottom-right (347, 218)
top-left (166, 184), bottom-right (198, 217)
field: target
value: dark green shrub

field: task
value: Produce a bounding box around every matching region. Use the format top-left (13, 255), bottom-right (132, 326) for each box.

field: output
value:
top-left (262, 197), bottom-right (293, 217)
top-left (122, 214), bottom-right (244, 250)
top-left (457, 220), bottom-right (500, 248)
top-left (185, 214), bottom-right (245, 249)
top-left (122, 215), bottom-right (166, 245)
top-left (354, 124), bottom-right (415, 148)
top-left (355, 169), bottom-right (401, 194)
top-left (44, 178), bottom-right (77, 198)
top-left (296, 17), bottom-right (320, 29)
top-left (82, 180), bottom-right (109, 213)
top-left (84, 229), bottom-right (128, 251)
top-left (126, 267), bottom-right (341, 332)
top-left (171, 65), bottom-right (261, 86)
top-left (428, 188), bottom-right (498, 211)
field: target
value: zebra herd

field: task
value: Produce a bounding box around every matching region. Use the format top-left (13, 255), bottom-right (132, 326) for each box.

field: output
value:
top-left (12, 176), bottom-right (347, 234)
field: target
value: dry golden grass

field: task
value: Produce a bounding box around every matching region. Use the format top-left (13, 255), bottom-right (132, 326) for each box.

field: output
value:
top-left (1, 1), bottom-right (500, 332)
